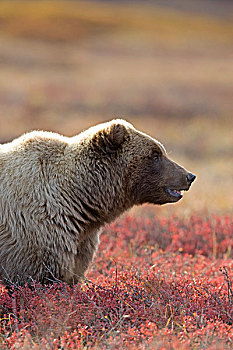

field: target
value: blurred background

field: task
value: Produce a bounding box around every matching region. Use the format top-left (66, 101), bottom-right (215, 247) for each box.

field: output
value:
top-left (0, 0), bottom-right (232, 215)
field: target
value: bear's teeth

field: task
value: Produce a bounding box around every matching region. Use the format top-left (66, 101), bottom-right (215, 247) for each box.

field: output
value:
top-left (166, 188), bottom-right (183, 197)
top-left (174, 190), bottom-right (181, 195)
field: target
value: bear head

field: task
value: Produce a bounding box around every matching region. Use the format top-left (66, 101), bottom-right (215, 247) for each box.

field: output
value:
top-left (83, 119), bottom-right (196, 207)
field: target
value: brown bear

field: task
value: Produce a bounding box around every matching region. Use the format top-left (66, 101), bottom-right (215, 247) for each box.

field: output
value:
top-left (0, 119), bottom-right (195, 287)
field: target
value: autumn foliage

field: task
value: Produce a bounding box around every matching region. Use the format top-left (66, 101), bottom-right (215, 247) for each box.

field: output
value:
top-left (0, 214), bottom-right (232, 349)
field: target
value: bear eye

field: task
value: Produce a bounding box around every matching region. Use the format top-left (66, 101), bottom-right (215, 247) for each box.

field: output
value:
top-left (153, 153), bottom-right (160, 162)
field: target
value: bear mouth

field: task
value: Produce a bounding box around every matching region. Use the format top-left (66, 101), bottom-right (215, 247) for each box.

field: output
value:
top-left (165, 188), bottom-right (188, 201)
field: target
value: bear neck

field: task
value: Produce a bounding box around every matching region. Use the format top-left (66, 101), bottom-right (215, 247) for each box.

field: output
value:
top-left (66, 152), bottom-right (132, 236)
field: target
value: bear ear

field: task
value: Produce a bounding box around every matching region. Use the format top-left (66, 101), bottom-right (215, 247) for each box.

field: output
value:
top-left (93, 122), bottom-right (129, 154)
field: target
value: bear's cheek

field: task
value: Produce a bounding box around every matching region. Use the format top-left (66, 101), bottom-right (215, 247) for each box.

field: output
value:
top-left (130, 163), bottom-right (165, 205)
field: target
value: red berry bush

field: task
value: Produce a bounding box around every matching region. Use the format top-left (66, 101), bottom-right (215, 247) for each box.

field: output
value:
top-left (0, 214), bottom-right (232, 349)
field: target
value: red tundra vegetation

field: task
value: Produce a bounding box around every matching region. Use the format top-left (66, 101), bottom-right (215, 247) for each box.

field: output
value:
top-left (0, 214), bottom-right (233, 349)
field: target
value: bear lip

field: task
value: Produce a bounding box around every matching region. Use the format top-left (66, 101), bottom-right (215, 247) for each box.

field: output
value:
top-left (165, 187), bottom-right (188, 200)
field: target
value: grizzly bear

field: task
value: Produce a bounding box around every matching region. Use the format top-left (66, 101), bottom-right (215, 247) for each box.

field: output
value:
top-left (0, 120), bottom-right (195, 287)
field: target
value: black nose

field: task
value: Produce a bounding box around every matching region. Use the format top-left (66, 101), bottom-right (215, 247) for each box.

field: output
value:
top-left (187, 173), bottom-right (196, 184)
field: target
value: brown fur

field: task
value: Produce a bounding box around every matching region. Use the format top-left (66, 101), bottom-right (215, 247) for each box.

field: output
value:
top-left (0, 120), bottom-right (195, 286)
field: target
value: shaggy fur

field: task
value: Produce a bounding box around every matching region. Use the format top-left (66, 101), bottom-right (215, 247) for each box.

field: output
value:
top-left (0, 120), bottom-right (195, 286)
